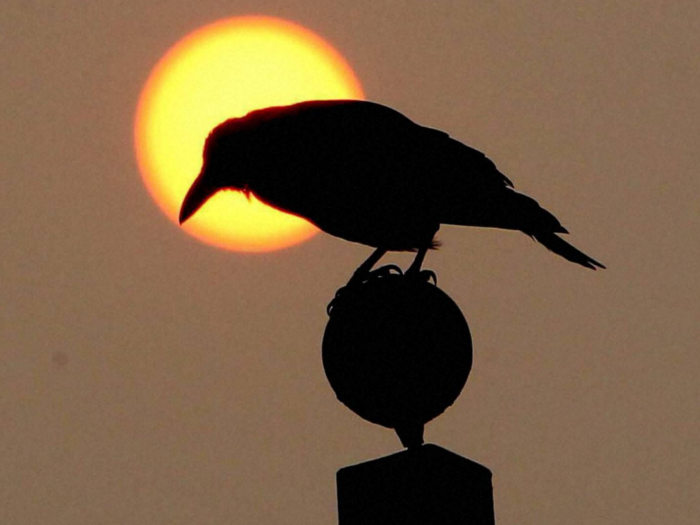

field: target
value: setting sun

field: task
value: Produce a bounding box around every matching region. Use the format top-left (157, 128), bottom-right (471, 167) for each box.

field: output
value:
top-left (134, 16), bottom-right (364, 251)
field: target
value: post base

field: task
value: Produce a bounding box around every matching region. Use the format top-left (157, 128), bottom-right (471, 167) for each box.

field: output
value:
top-left (337, 444), bottom-right (494, 524)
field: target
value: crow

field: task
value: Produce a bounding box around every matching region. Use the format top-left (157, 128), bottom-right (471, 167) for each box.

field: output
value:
top-left (179, 99), bottom-right (604, 279)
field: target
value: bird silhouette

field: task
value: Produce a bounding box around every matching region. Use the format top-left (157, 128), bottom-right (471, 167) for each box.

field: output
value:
top-left (179, 100), bottom-right (604, 279)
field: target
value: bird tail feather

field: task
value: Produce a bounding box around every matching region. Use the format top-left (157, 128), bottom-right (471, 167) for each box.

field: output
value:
top-left (532, 232), bottom-right (605, 270)
top-left (442, 189), bottom-right (567, 233)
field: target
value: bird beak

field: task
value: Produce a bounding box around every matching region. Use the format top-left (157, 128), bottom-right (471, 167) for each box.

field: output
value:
top-left (179, 169), bottom-right (217, 224)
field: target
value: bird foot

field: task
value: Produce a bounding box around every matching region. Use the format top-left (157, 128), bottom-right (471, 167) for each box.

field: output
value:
top-left (368, 264), bottom-right (404, 280)
top-left (329, 266), bottom-right (437, 315)
top-left (405, 268), bottom-right (437, 285)
top-left (330, 265), bottom-right (406, 315)
top-left (346, 264), bottom-right (402, 288)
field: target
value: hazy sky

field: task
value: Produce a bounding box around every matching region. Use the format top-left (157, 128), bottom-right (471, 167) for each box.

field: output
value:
top-left (3, 1), bottom-right (699, 523)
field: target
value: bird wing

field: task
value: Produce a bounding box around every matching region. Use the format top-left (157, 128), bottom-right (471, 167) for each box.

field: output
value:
top-left (243, 101), bottom-right (451, 247)
top-left (246, 99), bottom-right (514, 204)
top-left (243, 100), bottom-right (556, 245)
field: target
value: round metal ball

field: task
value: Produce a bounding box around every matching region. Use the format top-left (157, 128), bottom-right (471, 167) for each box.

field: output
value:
top-left (322, 273), bottom-right (472, 439)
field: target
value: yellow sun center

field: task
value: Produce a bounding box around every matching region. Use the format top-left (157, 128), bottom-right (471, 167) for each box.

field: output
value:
top-left (134, 16), bottom-right (364, 251)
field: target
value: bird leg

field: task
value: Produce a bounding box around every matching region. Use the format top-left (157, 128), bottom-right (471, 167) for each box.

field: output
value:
top-left (406, 246), bottom-right (437, 283)
top-left (347, 248), bottom-right (387, 285)
top-left (406, 246), bottom-right (427, 274)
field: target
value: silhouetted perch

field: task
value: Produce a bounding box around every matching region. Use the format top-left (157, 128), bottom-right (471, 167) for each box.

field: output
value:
top-left (337, 444), bottom-right (494, 525)
top-left (323, 273), bottom-right (493, 521)
top-left (323, 271), bottom-right (472, 448)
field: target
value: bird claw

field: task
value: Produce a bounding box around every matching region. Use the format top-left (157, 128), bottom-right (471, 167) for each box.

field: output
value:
top-left (406, 269), bottom-right (437, 285)
top-left (329, 266), bottom-right (438, 314)
top-left (346, 264), bottom-right (403, 288)
top-left (327, 287), bottom-right (348, 315)
top-left (329, 265), bottom-right (406, 315)
top-left (327, 296), bottom-right (338, 315)
top-left (368, 264), bottom-right (403, 279)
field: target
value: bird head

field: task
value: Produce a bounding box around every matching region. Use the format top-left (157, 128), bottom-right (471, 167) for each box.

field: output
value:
top-left (179, 120), bottom-right (250, 224)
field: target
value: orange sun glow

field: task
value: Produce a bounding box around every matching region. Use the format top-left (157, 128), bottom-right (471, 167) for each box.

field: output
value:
top-left (134, 16), bottom-right (364, 252)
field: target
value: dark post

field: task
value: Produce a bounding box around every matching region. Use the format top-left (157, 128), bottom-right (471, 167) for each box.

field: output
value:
top-left (337, 444), bottom-right (493, 525)
top-left (323, 271), bottom-right (495, 524)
